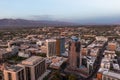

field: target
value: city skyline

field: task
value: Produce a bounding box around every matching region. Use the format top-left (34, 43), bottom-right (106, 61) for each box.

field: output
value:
top-left (0, 0), bottom-right (120, 24)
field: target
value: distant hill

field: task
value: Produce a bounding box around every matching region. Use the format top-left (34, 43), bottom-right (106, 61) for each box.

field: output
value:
top-left (0, 19), bottom-right (77, 28)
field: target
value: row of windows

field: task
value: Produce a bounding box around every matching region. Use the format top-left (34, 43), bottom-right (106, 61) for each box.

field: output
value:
top-left (7, 69), bottom-right (24, 80)
top-left (8, 73), bottom-right (12, 80)
top-left (35, 61), bottom-right (45, 80)
top-left (26, 67), bottom-right (31, 80)
top-left (48, 43), bottom-right (56, 56)
top-left (18, 69), bottom-right (24, 80)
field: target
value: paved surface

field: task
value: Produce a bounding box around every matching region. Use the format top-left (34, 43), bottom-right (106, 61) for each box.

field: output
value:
top-left (38, 70), bottom-right (51, 80)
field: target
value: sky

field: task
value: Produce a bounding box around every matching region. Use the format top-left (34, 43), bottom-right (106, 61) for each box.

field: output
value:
top-left (0, 0), bottom-right (120, 24)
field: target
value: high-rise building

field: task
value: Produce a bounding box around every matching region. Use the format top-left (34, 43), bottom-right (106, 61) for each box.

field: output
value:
top-left (4, 65), bottom-right (25, 80)
top-left (56, 38), bottom-right (60, 56)
top-left (60, 37), bottom-right (65, 55)
top-left (46, 39), bottom-right (56, 57)
top-left (20, 56), bottom-right (46, 80)
top-left (56, 37), bottom-right (65, 56)
top-left (69, 36), bottom-right (81, 68)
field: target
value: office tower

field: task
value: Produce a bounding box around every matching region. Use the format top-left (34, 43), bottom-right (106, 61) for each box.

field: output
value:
top-left (56, 38), bottom-right (60, 56)
top-left (69, 36), bottom-right (81, 68)
top-left (20, 56), bottom-right (46, 80)
top-left (60, 37), bottom-right (65, 55)
top-left (56, 37), bottom-right (65, 56)
top-left (4, 65), bottom-right (25, 80)
top-left (46, 39), bottom-right (56, 57)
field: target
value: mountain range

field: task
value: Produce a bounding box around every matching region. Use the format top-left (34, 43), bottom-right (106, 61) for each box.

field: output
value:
top-left (0, 19), bottom-right (77, 28)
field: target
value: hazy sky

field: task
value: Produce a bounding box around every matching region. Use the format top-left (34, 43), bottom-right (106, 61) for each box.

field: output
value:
top-left (0, 0), bottom-right (120, 24)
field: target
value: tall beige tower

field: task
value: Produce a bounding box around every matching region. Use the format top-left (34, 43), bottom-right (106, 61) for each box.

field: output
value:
top-left (46, 39), bottom-right (56, 57)
top-left (69, 36), bottom-right (81, 68)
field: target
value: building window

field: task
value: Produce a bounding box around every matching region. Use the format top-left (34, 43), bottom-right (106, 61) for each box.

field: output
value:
top-left (26, 67), bottom-right (31, 80)
top-left (8, 73), bottom-right (12, 80)
top-left (18, 71), bottom-right (21, 80)
top-left (18, 70), bottom-right (24, 80)
top-left (21, 70), bottom-right (24, 80)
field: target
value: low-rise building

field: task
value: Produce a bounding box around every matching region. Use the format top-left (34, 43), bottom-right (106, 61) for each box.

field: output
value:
top-left (90, 48), bottom-right (99, 57)
top-left (18, 51), bottom-right (31, 58)
top-left (49, 56), bottom-right (68, 69)
top-left (95, 36), bottom-right (108, 42)
top-left (19, 56), bottom-right (46, 80)
top-left (107, 42), bottom-right (117, 51)
top-left (0, 49), bottom-right (11, 63)
top-left (103, 50), bottom-right (116, 60)
top-left (97, 68), bottom-right (120, 80)
top-left (4, 65), bottom-right (25, 80)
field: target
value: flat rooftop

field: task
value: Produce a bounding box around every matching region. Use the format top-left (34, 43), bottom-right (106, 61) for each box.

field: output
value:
top-left (103, 71), bottom-right (120, 79)
top-left (22, 56), bottom-right (44, 65)
top-left (5, 65), bottom-right (23, 72)
top-left (46, 39), bottom-right (56, 42)
top-left (104, 50), bottom-right (115, 54)
top-left (0, 48), bottom-right (8, 54)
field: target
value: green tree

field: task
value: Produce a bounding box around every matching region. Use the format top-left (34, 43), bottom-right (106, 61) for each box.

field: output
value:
top-left (116, 51), bottom-right (120, 57)
top-left (51, 71), bottom-right (62, 80)
top-left (37, 53), bottom-right (46, 57)
top-left (68, 74), bottom-right (77, 80)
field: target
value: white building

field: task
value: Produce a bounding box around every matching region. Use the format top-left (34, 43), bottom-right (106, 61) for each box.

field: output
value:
top-left (103, 50), bottom-right (116, 60)
top-left (36, 41), bottom-right (44, 46)
top-left (97, 68), bottom-right (120, 80)
top-left (18, 51), bottom-right (31, 58)
top-left (102, 70), bottom-right (120, 80)
top-left (95, 36), bottom-right (108, 42)
top-left (86, 56), bottom-right (96, 73)
top-left (101, 59), bottom-right (110, 69)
